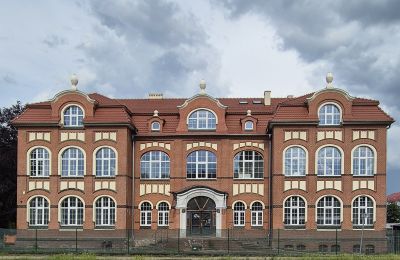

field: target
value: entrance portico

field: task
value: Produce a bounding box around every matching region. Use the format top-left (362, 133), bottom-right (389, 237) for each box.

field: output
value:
top-left (175, 186), bottom-right (227, 237)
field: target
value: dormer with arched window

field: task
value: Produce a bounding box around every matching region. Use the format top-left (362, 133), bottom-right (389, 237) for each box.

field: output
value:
top-left (318, 103), bottom-right (341, 126)
top-left (62, 104), bottom-right (84, 127)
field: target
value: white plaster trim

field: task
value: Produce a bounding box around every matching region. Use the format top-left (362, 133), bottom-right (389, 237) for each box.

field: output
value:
top-left (138, 200), bottom-right (154, 209)
top-left (49, 90), bottom-right (96, 104)
top-left (178, 94), bottom-right (227, 109)
top-left (176, 187), bottom-right (227, 209)
top-left (232, 200), bottom-right (247, 210)
top-left (307, 88), bottom-right (354, 102)
top-left (249, 200), bottom-right (265, 209)
top-left (156, 200), bottom-right (171, 209)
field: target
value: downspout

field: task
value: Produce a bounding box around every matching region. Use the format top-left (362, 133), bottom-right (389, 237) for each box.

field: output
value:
top-left (267, 131), bottom-right (273, 246)
top-left (131, 133), bottom-right (135, 240)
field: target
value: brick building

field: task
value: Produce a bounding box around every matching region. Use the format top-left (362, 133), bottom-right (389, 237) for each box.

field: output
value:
top-left (12, 74), bottom-right (394, 251)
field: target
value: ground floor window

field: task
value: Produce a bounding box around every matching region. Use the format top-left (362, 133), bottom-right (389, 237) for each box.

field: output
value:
top-left (251, 202), bottom-right (263, 226)
top-left (140, 202), bottom-right (152, 227)
top-left (60, 196), bottom-right (84, 226)
top-left (233, 201), bottom-right (245, 226)
top-left (95, 196), bottom-right (116, 226)
top-left (29, 196), bottom-right (49, 226)
top-left (158, 202), bottom-right (169, 226)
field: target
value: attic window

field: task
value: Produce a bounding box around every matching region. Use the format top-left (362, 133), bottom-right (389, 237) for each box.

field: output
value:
top-left (252, 100), bottom-right (262, 104)
top-left (239, 100), bottom-right (248, 104)
top-left (151, 122), bottom-right (160, 131)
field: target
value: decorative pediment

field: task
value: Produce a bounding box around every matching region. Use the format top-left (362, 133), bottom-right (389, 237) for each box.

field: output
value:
top-left (177, 93), bottom-right (227, 110)
top-left (307, 88), bottom-right (354, 103)
top-left (49, 90), bottom-right (97, 104)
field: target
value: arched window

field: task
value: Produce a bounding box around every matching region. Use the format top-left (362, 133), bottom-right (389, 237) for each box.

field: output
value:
top-left (141, 151), bottom-right (170, 179)
top-left (29, 196), bottom-right (49, 226)
top-left (251, 202), bottom-right (263, 226)
top-left (140, 202), bottom-right (152, 227)
top-left (63, 105), bottom-right (84, 127)
top-left (244, 121), bottom-right (254, 130)
top-left (233, 150), bottom-right (263, 179)
top-left (352, 196), bottom-right (374, 226)
top-left (284, 146), bottom-right (306, 176)
top-left (188, 109), bottom-right (216, 130)
top-left (317, 146), bottom-right (342, 176)
top-left (95, 197), bottom-right (116, 226)
top-left (95, 147), bottom-right (116, 177)
top-left (319, 103), bottom-right (341, 125)
top-left (187, 150), bottom-right (216, 179)
top-left (317, 196), bottom-right (341, 226)
top-left (151, 121), bottom-right (161, 131)
top-left (30, 148), bottom-right (50, 177)
top-left (353, 146), bottom-right (375, 176)
top-left (61, 148), bottom-right (84, 177)
top-left (60, 196), bottom-right (84, 226)
top-left (158, 202), bottom-right (170, 227)
top-left (284, 196), bottom-right (306, 226)
top-left (233, 201), bottom-right (245, 226)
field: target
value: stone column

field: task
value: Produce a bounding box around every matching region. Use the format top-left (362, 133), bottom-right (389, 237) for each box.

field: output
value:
top-left (216, 208), bottom-right (222, 237)
top-left (179, 208), bottom-right (187, 238)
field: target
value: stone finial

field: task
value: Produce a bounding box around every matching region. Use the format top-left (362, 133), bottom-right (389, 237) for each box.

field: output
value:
top-left (70, 74), bottom-right (78, 90)
top-left (199, 79), bottom-right (206, 94)
top-left (326, 72), bottom-right (333, 88)
top-left (247, 109), bottom-right (252, 116)
top-left (153, 110), bottom-right (159, 117)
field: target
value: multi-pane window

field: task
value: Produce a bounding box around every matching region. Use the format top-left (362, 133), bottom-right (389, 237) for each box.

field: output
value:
top-left (317, 146), bottom-right (342, 176)
top-left (61, 148), bottom-right (84, 177)
top-left (187, 150), bottom-right (217, 179)
top-left (317, 196), bottom-right (341, 226)
top-left (251, 202), bottom-right (263, 226)
top-left (29, 196), bottom-right (49, 226)
top-left (244, 121), bottom-right (254, 130)
top-left (233, 201), bottom-right (245, 226)
top-left (284, 196), bottom-right (306, 226)
top-left (95, 197), bottom-right (116, 226)
top-left (188, 110), bottom-right (216, 130)
top-left (158, 202), bottom-right (170, 226)
top-left (319, 104), bottom-right (341, 125)
top-left (141, 151), bottom-right (170, 179)
top-left (60, 197), bottom-right (84, 226)
top-left (353, 146), bottom-right (374, 176)
top-left (63, 105), bottom-right (84, 127)
top-left (233, 150), bottom-right (263, 179)
top-left (95, 147), bottom-right (116, 177)
top-left (284, 146), bottom-right (306, 176)
top-left (151, 121), bottom-right (160, 131)
top-left (30, 148), bottom-right (50, 177)
top-left (352, 196), bottom-right (374, 226)
top-left (140, 202), bottom-right (152, 226)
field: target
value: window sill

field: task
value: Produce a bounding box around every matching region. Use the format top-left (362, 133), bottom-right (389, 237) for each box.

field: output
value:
top-left (140, 178), bottom-right (170, 181)
top-left (29, 176), bottom-right (50, 179)
top-left (352, 175), bottom-right (375, 178)
top-left (284, 225), bottom-right (306, 230)
top-left (95, 176), bottom-right (116, 179)
top-left (28, 226), bottom-right (49, 230)
top-left (140, 226), bottom-right (151, 229)
top-left (317, 225), bottom-right (341, 230)
top-left (61, 126), bottom-right (85, 130)
top-left (233, 178), bottom-right (264, 181)
top-left (317, 175), bottom-right (342, 178)
top-left (60, 176), bottom-right (85, 179)
top-left (188, 129), bottom-right (216, 132)
top-left (352, 225), bottom-right (374, 230)
top-left (233, 226), bottom-right (245, 229)
top-left (157, 226), bottom-right (169, 229)
top-left (94, 226), bottom-right (115, 230)
top-left (284, 175), bottom-right (306, 178)
top-left (250, 226), bottom-right (264, 229)
top-left (59, 226), bottom-right (83, 231)
top-left (187, 178), bottom-right (217, 181)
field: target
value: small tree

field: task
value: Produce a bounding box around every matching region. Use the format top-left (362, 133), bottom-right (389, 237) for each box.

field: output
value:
top-left (387, 202), bottom-right (400, 223)
top-left (0, 101), bottom-right (25, 228)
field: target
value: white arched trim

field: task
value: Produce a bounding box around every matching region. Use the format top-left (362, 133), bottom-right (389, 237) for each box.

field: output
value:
top-left (175, 187), bottom-right (227, 209)
top-left (60, 103), bottom-right (85, 126)
top-left (315, 144), bottom-right (344, 176)
top-left (57, 146), bottom-right (86, 176)
top-left (351, 144), bottom-right (377, 176)
top-left (317, 102), bottom-right (343, 125)
top-left (232, 200), bottom-right (248, 210)
top-left (282, 145), bottom-right (309, 176)
top-left (282, 195), bottom-right (308, 222)
top-left (315, 195), bottom-right (344, 222)
top-left (138, 200), bottom-right (154, 209)
top-left (350, 195), bottom-right (377, 222)
top-left (57, 195), bottom-right (85, 223)
top-left (26, 195), bottom-right (51, 223)
top-left (307, 88), bottom-right (354, 102)
top-left (26, 146), bottom-right (52, 176)
top-left (92, 195), bottom-right (117, 223)
top-left (156, 200), bottom-right (172, 209)
top-left (250, 200), bottom-right (265, 209)
top-left (92, 145), bottom-right (119, 176)
top-left (50, 89), bottom-right (96, 104)
top-left (186, 108), bottom-right (219, 125)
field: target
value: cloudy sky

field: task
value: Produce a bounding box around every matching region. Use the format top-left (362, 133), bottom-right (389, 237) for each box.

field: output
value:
top-left (1, 0), bottom-right (399, 193)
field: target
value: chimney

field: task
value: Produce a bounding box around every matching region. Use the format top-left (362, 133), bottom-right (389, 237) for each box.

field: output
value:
top-left (264, 91), bottom-right (271, 106)
top-left (148, 93), bottom-right (163, 99)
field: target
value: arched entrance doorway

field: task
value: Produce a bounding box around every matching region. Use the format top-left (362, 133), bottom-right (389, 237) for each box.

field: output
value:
top-left (187, 196), bottom-right (216, 236)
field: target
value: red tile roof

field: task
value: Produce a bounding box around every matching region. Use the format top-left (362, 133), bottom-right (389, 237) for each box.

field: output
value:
top-left (388, 192), bottom-right (400, 203)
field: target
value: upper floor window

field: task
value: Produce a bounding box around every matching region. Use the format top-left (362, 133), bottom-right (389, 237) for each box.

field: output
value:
top-left (353, 146), bottom-right (375, 176)
top-left (187, 150), bottom-right (217, 179)
top-left (234, 150), bottom-right (263, 179)
top-left (319, 103), bottom-right (341, 126)
top-left (29, 147), bottom-right (50, 177)
top-left (61, 147), bottom-right (84, 177)
top-left (244, 121), bottom-right (254, 130)
top-left (284, 196), bottom-right (306, 226)
top-left (317, 196), bottom-right (341, 226)
top-left (352, 196), bottom-right (374, 226)
top-left (60, 196), bottom-right (84, 226)
top-left (151, 121), bottom-right (161, 131)
top-left (95, 147), bottom-right (116, 177)
top-left (63, 105), bottom-right (84, 127)
top-left (317, 146), bottom-right (342, 176)
top-left (188, 109), bottom-right (216, 130)
top-left (141, 151), bottom-right (170, 179)
top-left (284, 146), bottom-right (306, 176)
top-left (29, 196), bottom-right (49, 226)
top-left (95, 196), bottom-right (116, 227)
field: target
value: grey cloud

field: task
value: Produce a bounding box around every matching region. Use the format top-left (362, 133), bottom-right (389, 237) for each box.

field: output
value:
top-left (2, 75), bottom-right (16, 84)
top-left (43, 35), bottom-right (68, 48)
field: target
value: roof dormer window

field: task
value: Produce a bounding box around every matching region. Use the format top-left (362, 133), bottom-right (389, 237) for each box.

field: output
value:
top-left (151, 121), bottom-right (161, 131)
top-left (318, 103), bottom-right (341, 126)
top-left (63, 105), bottom-right (84, 127)
top-left (188, 109), bottom-right (216, 130)
top-left (244, 121), bottom-right (254, 130)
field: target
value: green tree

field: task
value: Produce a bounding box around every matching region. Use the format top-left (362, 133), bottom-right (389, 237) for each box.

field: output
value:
top-left (0, 101), bottom-right (25, 228)
top-left (387, 202), bottom-right (400, 223)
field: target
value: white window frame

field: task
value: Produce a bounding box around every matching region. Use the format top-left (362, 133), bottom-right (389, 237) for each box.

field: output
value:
top-left (140, 202), bottom-right (152, 227)
top-left (62, 104), bottom-right (84, 127)
top-left (284, 196), bottom-right (306, 226)
top-left (244, 121), bottom-right (254, 130)
top-left (187, 109), bottom-right (217, 130)
top-left (186, 150), bottom-right (217, 179)
top-left (151, 121), bottom-right (161, 131)
top-left (140, 151), bottom-right (170, 179)
top-left (352, 196), bottom-right (374, 226)
top-left (250, 201), bottom-right (263, 226)
top-left (318, 103), bottom-right (341, 126)
top-left (316, 145), bottom-right (343, 176)
top-left (316, 196), bottom-right (342, 226)
top-left (60, 196), bottom-right (84, 226)
top-left (28, 147), bottom-right (51, 177)
top-left (157, 202), bottom-right (170, 227)
top-left (233, 150), bottom-right (264, 179)
top-left (28, 196), bottom-right (50, 226)
top-left (94, 147), bottom-right (117, 177)
top-left (95, 196), bottom-right (116, 227)
top-left (352, 145), bottom-right (376, 176)
top-left (284, 146), bottom-right (307, 176)
top-left (60, 147), bottom-right (85, 177)
top-left (233, 201), bottom-right (246, 227)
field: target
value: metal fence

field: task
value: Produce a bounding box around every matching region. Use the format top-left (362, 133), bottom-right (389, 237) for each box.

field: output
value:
top-left (0, 228), bottom-right (399, 256)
